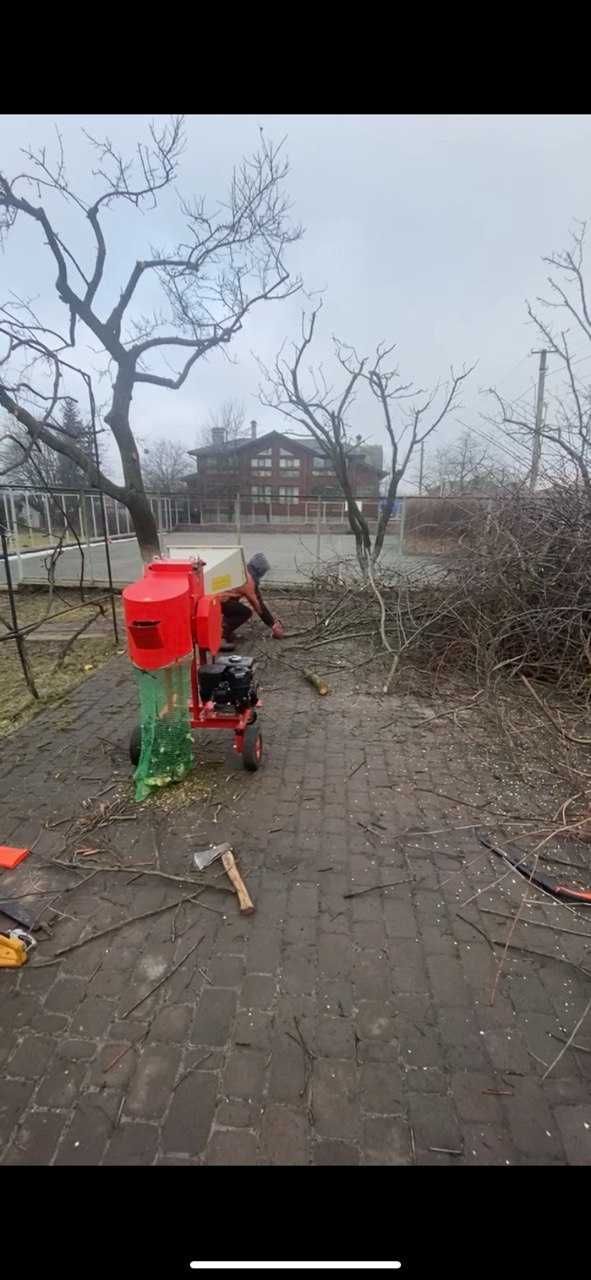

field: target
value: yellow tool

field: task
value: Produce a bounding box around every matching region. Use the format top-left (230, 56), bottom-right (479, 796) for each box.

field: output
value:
top-left (0, 929), bottom-right (36, 968)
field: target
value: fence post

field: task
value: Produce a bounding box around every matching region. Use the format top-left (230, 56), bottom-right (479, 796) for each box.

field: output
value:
top-left (315, 498), bottom-right (322, 574)
top-left (398, 496), bottom-right (406, 556)
top-left (8, 490), bottom-right (23, 583)
top-left (234, 492), bottom-right (241, 544)
top-left (24, 493), bottom-right (32, 548)
top-left (79, 491), bottom-right (94, 585)
top-left (43, 494), bottom-right (53, 546)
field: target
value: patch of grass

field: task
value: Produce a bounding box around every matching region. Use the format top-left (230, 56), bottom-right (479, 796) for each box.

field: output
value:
top-left (0, 638), bottom-right (118, 737)
top-left (10, 529), bottom-right (84, 552)
top-left (0, 584), bottom-right (115, 628)
top-left (0, 586), bottom-right (122, 737)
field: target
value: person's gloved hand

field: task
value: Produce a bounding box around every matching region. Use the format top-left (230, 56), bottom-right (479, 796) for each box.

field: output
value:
top-left (271, 619), bottom-right (285, 639)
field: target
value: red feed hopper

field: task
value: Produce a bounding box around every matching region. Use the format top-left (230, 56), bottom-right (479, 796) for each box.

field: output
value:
top-left (122, 561), bottom-right (194, 670)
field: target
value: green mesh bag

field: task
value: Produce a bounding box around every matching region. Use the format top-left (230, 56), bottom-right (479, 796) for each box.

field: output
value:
top-left (133, 659), bottom-right (194, 802)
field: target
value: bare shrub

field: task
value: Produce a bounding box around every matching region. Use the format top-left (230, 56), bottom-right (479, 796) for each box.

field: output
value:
top-left (291, 482), bottom-right (591, 701)
top-left (403, 495), bottom-right (487, 551)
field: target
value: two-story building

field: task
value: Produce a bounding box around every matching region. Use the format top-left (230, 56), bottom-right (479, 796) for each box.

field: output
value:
top-left (184, 424), bottom-right (383, 520)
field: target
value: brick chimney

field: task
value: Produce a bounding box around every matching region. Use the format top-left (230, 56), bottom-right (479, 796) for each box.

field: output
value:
top-left (250, 419), bottom-right (257, 440)
top-left (211, 427), bottom-right (225, 446)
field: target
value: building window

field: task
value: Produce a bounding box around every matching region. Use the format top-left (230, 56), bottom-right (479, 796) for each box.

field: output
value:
top-left (312, 455), bottom-right (334, 473)
top-left (250, 448), bottom-right (273, 471)
top-left (277, 486), bottom-right (300, 500)
top-left (250, 485), bottom-right (273, 497)
top-left (279, 456), bottom-right (300, 470)
top-left (199, 455), bottom-right (237, 472)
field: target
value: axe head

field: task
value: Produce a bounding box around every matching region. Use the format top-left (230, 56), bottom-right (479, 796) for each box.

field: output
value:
top-left (192, 841), bottom-right (233, 872)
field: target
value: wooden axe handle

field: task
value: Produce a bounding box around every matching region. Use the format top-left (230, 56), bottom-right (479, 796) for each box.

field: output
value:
top-left (221, 851), bottom-right (255, 915)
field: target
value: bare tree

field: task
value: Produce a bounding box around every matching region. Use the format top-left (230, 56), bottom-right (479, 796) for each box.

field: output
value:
top-left (141, 437), bottom-right (190, 491)
top-left (491, 222), bottom-right (591, 496)
top-left (1, 411), bottom-right (64, 491)
top-left (0, 118), bottom-right (302, 559)
top-left (199, 398), bottom-right (246, 447)
top-left (1, 399), bottom-right (114, 540)
top-left (261, 305), bottom-right (474, 568)
top-left (422, 429), bottom-right (518, 495)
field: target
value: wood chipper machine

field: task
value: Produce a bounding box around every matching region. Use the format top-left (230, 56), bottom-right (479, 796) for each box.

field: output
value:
top-left (122, 547), bottom-right (263, 801)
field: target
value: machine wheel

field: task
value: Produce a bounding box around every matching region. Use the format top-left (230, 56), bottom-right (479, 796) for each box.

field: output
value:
top-left (129, 724), bottom-right (142, 767)
top-left (243, 724), bottom-right (263, 772)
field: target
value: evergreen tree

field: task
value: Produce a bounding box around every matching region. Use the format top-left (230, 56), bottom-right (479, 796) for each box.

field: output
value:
top-left (56, 399), bottom-right (94, 488)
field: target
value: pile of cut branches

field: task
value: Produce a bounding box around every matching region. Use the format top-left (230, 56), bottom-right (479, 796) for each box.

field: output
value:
top-left (285, 483), bottom-right (591, 702)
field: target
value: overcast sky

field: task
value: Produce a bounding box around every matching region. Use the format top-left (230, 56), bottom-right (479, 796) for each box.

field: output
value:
top-left (3, 113), bottom-right (591, 483)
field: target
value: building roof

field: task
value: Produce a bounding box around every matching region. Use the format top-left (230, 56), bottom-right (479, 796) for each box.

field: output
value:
top-left (188, 428), bottom-right (384, 474)
top-left (187, 430), bottom-right (317, 460)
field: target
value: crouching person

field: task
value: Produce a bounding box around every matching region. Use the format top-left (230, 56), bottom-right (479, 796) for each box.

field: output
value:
top-left (219, 552), bottom-right (285, 651)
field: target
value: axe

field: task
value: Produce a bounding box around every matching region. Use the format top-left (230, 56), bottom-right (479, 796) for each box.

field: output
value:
top-left (192, 842), bottom-right (255, 915)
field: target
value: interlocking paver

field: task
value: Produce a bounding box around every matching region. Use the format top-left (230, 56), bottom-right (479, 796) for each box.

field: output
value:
top-left (1, 640), bottom-right (589, 1165)
top-left (161, 1070), bottom-right (217, 1156)
top-left (260, 1104), bottom-right (308, 1165)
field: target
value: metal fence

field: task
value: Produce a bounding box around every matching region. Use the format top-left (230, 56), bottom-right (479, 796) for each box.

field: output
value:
top-left (0, 487), bottom-right (394, 573)
top-left (400, 494), bottom-right (492, 553)
top-left (0, 486), bottom-right (196, 584)
top-left (0, 485), bottom-right (491, 590)
top-left (192, 496), bottom-right (393, 527)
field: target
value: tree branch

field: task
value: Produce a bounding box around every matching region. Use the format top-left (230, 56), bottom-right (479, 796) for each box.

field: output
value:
top-left (0, 387), bottom-right (123, 502)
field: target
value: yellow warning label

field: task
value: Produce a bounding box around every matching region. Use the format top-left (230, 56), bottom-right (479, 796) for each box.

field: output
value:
top-left (211, 573), bottom-right (232, 592)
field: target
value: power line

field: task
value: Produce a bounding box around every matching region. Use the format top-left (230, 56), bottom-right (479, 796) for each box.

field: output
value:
top-left (486, 350), bottom-right (591, 413)
top-left (543, 350), bottom-right (591, 384)
top-left (454, 419), bottom-right (532, 467)
top-left (490, 352), bottom-right (532, 391)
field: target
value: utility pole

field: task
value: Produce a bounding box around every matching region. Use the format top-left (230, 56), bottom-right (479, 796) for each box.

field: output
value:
top-left (418, 440), bottom-right (425, 495)
top-left (529, 349), bottom-right (547, 491)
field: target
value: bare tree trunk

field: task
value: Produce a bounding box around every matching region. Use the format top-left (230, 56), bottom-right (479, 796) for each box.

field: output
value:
top-left (105, 369), bottom-right (160, 562)
top-left (341, 477), bottom-right (372, 573)
top-left (127, 492), bottom-right (160, 561)
top-left (373, 471), bottom-right (400, 562)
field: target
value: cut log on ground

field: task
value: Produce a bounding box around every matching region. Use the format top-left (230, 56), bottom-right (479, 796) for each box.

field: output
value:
top-left (303, 669), bottom-right (331, 696)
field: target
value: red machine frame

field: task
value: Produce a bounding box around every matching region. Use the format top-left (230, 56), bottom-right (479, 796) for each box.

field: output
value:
top-left (187, 642), bottom-right (262, 763)
top-left (122, 555), bottom-right (263, 770)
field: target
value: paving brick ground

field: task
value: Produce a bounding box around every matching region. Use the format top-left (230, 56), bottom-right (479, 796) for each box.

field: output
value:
top-left (1, 638), bottom-right (590, 1165)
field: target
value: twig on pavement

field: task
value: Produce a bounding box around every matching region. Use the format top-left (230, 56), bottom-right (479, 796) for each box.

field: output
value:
top-left (120, 935), bottom-right (204, 1018)
top-left (343, 877), bottom-right (413, 899)
top-left (542, 993), bottom-right (591, 1079)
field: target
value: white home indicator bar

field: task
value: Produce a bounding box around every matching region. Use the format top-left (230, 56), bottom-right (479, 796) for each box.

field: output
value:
top-left (189, 1266), bottom-right (402, 1272)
